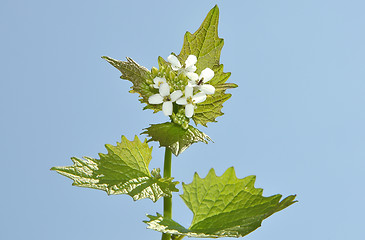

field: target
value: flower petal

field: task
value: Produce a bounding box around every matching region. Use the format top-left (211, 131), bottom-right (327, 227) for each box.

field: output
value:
top-left (148, 94), bottom-right (164, 104)
top-left (170, 90), bottom-right (183, 102)
top-left (185, 85), bottom-right (194, 98)
top-left (185, 55), bottom-right (197, 68)
top-left (176, 97), bottom-right (187, 105)
top-left (167, 55), bottom-right (181, 69)
top-left (188, 81), bottom-right (197, 88)
top-left (185, 65), bottom-right (197, 73)
top-left (192, 92), bottom-right (207, 104)
top-left (186, 72), bottom-right (199, 81)
top-left (153, 77), bottom-right (166, 88)
top-left (162, 101), bottom-right (173, 116)
top-left (199, 84), bottom-right (215, 95)
top-left (153, 77), bottom-right (161, 84)
top-left (185, 104), bottom-right (194, 118)
top-left (200, 68), bottom-right (215, 83)
top-left (186, 72), bottom-right (199, 82)
top-left (159, 83), bottom-right (170, 97)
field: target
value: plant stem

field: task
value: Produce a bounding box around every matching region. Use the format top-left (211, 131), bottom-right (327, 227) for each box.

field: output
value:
top-left (161, 147), bottom-right (172, 240)
top-left (174, 236), bottom-right (185, 240)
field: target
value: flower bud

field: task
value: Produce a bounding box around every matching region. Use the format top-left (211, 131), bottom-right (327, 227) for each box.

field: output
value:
top-left (182, 122), bottom-right (189, 129)
top-left (178, 108), bottom-right (185, 114)
top-left (169, 71), bottom-right (176, 80)
top-left (172, 116), bottom-right (177, 123)
top-left (151, 168), bottom-right (161, 179)
top-left (151, 67), bottom-right (159, 77)
top-left (165, 66), bottom-right (171, 76)
top-left (178, 73), bottom-right (186, 81)
top-left (159, 66), bottom-right (165, 76)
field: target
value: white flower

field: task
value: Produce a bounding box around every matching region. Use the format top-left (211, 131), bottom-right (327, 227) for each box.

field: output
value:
top-left (186, 68), bottom-right (215, 95)
top-left (148, 83), bottom-right (183, 116)
top-left (176, 85), bottom-right (207, 118)
top-left (152, 77), bottom-right (166, 89)
top-left (167, 55), bottom-right (197, 73)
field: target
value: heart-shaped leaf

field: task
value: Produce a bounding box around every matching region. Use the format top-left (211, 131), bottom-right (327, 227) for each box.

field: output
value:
top-left (51, 136), bottom-right (179, 202)
top-left (145, 167), bottom-right (296, 237)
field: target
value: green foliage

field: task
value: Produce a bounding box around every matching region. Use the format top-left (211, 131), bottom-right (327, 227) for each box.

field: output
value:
top-left (53, 5), bottom-right (296, 240)
top-left (176, 5), bottom-right (238, 127)
top-left (142, 122), bottom-right (212, 156)
top-left (51, 136), bottom-right (179, 202)
top-left (102, 6), bottom-right (237, 126)
top-left (145, 167), bottom-right (297, 238)
top-left (179, 5), bottom-right (222, 71)
top-left (102, 56), bottom-right (160, 110)
top-left (192, 91), bottom-right (232, 125)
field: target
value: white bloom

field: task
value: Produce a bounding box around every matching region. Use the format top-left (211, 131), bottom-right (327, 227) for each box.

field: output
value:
top-left (148, 83), bottom-right (183, 116)
top-left (176, 85), bottom-right (207, 118)
top-left (152, 77), bottom-right (166, 89)
top-left (167, 55), bottom-right (197, 73)
top-left (186, 68), bottom-right (215, 95)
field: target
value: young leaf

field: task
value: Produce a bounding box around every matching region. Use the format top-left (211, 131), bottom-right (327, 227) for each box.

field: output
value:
top-left (51, 136), bottom-right (179, 202)
top-left (102, 56), bottom-right (156, 107)
top-left (145, 167), bottom-right (296, 238)
top-left (179, 5), bottom-right (222, 71)
top-left (142, 122), bottom-right (212, 156)
top-left (177, 5), bottom-right (237, 126)
top-left (193, 91), bottom-right (232, 125)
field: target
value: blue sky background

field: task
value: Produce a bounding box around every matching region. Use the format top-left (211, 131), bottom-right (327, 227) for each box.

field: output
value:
top-left (1, 0), bottom-right (364, 239)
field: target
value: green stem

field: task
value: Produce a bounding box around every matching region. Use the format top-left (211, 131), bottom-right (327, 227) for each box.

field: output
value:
top-left (174, 235), bottom-right (185, 240)
top-left (162, 147), bottom-right (172, 240)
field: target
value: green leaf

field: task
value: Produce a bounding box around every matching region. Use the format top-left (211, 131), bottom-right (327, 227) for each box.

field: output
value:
top-left (51, 136), bottom-right (179, 202)
top-left (142, 122), bottom-right (212, 156)
top-left (193, 91), bottom-right (232, 125)
top-left (145, 167), bottom-right (296, 238)
top-left (177, 5), bottom-right (237, 127)
top-left (179, 5), bottom-right (222, 71)
top-left (102, 56), bottom-right (157, 107)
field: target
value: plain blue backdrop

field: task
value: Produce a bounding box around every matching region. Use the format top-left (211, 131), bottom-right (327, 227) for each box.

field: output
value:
top-left (1, 0), bottom-right (364, 239)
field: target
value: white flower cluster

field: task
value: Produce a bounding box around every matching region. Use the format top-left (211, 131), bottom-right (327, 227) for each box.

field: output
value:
top-left (148, 54), bottom-right (215, 118)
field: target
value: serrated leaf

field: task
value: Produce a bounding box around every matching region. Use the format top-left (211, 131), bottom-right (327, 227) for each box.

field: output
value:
top-left (102, 56), bottom-right (156, 106)
top-left (142, 122), bottom-right (212, 156)
top-left (193, 92), bottom-right (232, 126)
top-left (145, 167), bottom-right (296, 238)
top-left (176, 5), bottom-right (237, 126)
top-left (179, 5), bottom-right (222, 71)
top-left (209, 65), bottom-right (237, 91)
top-left (51, 136), bottom-right (179, 202)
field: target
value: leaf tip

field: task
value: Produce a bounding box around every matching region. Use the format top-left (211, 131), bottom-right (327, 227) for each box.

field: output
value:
top-left (207, 168), bottom-right (217, 177)
top-left (133, 134), bottom-right (140, 142)
top-left (210, 4), bottom-right (220, 17)
top-left (231, 83), bottom-right (238, 88)
top-left (121, 135), bottom-right (129, 142)
top-left (101, 56), bottom-right (113, 62)
top-left (225, 166), bottom-right (237, 177)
